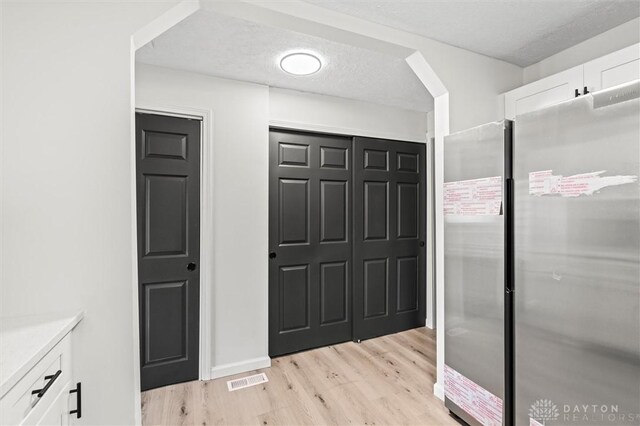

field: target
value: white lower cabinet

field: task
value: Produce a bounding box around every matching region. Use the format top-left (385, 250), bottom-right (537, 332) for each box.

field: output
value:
top-left (33, 383), bottom-right (71, 426)
top-left (504, 43), bottom-right (640, 119)
top-left (1, 332), bottom-right (79, 426)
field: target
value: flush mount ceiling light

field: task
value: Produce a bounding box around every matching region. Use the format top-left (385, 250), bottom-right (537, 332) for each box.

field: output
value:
top-left (280, 52), bottom-right (322, 76)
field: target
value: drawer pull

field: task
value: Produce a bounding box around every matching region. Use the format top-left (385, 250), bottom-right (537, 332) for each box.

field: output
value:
top-left (31, 369), bottom-right (62, 398)
top-left (70, 382), bottom-right (82, 419)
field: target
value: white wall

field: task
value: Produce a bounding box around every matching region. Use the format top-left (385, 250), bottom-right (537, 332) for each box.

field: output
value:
top-left (524, 17), bottom-right (640, 84)
top-left (269, 88), bottom-right (428, 142)
top-left (426, 110), bottom-right (435, 142)
top-left (136, 63), bottom-right (271, 376)
top-left (0, 1), bottom-right (180, 424)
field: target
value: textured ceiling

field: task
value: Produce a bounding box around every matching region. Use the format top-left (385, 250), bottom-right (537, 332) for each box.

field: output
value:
top-left (136, 11), bottom-right (434, 112)
top-left (303, 0), bottom-right (640, 66)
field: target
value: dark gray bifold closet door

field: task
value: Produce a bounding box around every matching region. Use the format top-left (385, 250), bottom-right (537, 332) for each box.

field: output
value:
top-left (353, 137), bottom-right (426, 340)
top-left (136, 113), bottom-right (200, 391)
top-left (269, 129), bottom-right (352, 357)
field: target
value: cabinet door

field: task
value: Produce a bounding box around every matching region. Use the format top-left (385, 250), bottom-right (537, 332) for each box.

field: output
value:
top-left (31, 383), bottom-right (70, 426)
top-left (584, 43), bottom-right (640, 92)
top-left (504, 66), bottom-right (582, 119)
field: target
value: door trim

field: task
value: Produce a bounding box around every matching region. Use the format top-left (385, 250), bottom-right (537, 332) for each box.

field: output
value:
top-left (135, 103), bottom-right (213, 381)
top-left (426, 138), bottom-right (435, 329)
top-left (269, 119), bottom-right (427, 144)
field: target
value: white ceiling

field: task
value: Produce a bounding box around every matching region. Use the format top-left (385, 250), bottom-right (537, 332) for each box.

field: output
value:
top-left (303, 0), bottom-right (640, 66)
top-left (136, 10), bottom-right (434, 112)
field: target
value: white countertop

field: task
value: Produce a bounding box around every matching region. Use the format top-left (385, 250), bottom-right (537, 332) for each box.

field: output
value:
top-left (0, 311), bottom-right (84, 398)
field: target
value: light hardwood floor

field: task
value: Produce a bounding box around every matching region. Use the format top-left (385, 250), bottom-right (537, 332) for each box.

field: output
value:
top-left (141, 327), bottom-right (459, 426)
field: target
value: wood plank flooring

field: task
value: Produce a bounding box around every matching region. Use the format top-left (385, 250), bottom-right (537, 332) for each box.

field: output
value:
top-left (141, 327), bottom-right (458, 426)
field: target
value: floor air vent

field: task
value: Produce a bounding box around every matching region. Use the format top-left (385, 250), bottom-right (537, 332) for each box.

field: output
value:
top-left (226, 373), bottom-right (269, 392)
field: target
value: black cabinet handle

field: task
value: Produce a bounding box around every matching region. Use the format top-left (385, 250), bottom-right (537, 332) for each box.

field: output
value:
top-left (419, 241), bottom-right (425, 247)
top-left (187, 262), bottom-right (197, 271)
top-left (32, 370), bottom-right (61, 398)
top-left (70, 382), bottom-right (82, 419)
top-left (269, 252), bottom-right (277, 259)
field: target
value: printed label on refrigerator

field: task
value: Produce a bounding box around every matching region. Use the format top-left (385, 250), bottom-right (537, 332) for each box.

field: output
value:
top-left (444, 364), bottom-right (503, 426)
top-left (443, 176), bottom-right (502, 216)
top-left (529, 170), bottom-right (637, 197)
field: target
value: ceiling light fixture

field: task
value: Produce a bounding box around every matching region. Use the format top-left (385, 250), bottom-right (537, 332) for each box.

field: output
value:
top-left (280, 52), bottom-right (322, 76)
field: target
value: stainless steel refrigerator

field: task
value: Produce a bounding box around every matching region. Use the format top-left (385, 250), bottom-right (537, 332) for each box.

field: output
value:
top-left (514, 81), bottom-right (640, 426)
top-left (444, 121), bottom-right (512, 426)
top-left (443, 80), bottom-right (639, 426)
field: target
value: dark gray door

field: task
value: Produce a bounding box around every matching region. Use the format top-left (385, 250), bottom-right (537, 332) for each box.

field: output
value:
top-left (269, 129), bottom-right (352, 357)
top-left (135, 113), bottom-right (200, 391)
top-left (353, 137), bottom-right (426, 340)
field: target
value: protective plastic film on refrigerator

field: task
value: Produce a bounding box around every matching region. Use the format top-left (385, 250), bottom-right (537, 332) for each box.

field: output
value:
top-left (514, 81), bottom-right (640, 426)
top-left (444, 121), bottom-right (511, 426)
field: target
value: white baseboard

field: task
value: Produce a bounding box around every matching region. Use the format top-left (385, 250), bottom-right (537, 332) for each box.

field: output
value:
top-left (210, 356), bottom-right (272, 379)
top-left (425, 316), bottom-right (434, 330)
top-left (433, 382), bottom-right (444, 400)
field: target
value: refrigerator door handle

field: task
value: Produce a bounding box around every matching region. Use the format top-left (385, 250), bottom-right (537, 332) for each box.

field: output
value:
top-left (505, 178), bottom-right (515, 293)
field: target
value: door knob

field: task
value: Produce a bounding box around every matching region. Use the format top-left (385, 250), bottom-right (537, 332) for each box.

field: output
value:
top-left (187, 262), bottom-right (197, 271)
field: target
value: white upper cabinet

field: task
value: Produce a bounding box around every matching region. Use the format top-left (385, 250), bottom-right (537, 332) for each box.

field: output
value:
top-left (504, 66), bottom-right (583, 120)
top-left (504, 43), bottom-right (640, 120)
top-left (584, 44), bottom-right (640, 92)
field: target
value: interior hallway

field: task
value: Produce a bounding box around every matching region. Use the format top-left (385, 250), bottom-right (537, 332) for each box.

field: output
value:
top-left (141, 327), bottom-right (458, 425)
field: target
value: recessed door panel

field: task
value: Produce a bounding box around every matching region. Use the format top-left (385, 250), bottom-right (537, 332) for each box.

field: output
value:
top-left (279, 265), bottom-right (310, 332)
top-left (136, 113), bottom-right (200, 391)
top-left (353, 137), bottom-right (426, 340)
top-left (144, 131), bottom-right (187, 160)
top-left (364, 181), bottom-right (388, 240)
top-left (364, 149), bottom-right (388, 170)
top-left (397, 257), bottom-right (418, 313)
top-left (144, 175), bottom-right (187, 256)
top-left (279, 143), bottom-right (308, 167)
top-left (320, 261), bottom-right (348, 325)
top-left (397, 183), bottom-right (418, 239)
top-left (321, 180), bottom-right (347, 242)
top-left (364, 259), bottom-right (388, 318)
top-left (397, 152), bottom-right (418, 173)
top-left (269, 130), bottom-right (352, 356)
top-left (321, 146), bottom-right (347, 169)
top-left (279, 179), bottom-right (309, 245)
top-left (144, 281), bottom-right (188, 364)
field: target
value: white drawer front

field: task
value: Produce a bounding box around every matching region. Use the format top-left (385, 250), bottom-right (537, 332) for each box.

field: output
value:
top-left (29, 382), bottom-right (71, 426)
top-left (0, 334), bottom-right (72, 426)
